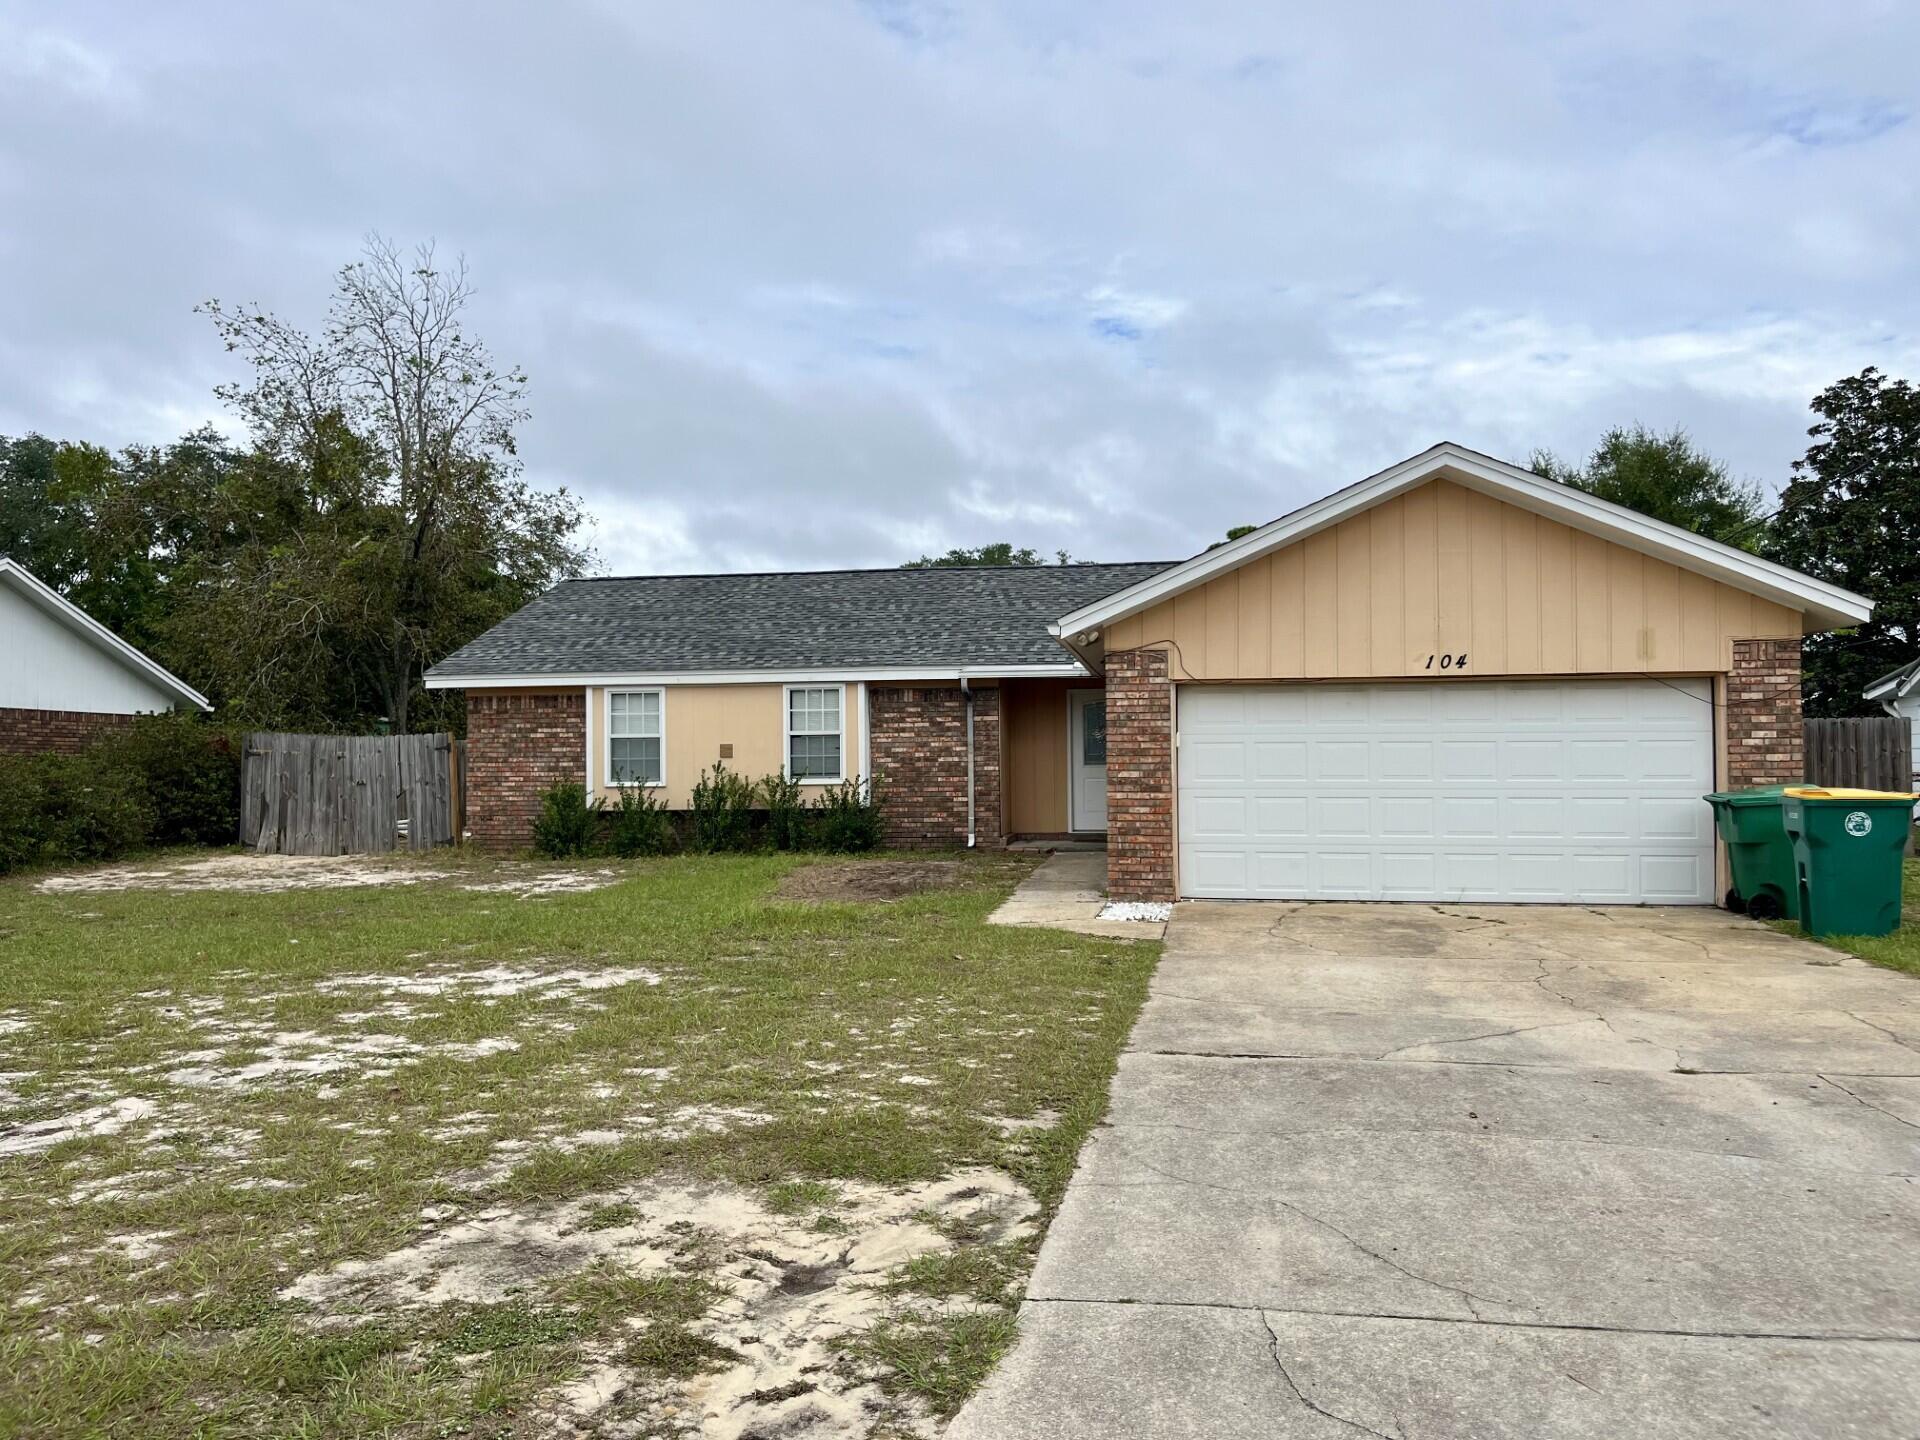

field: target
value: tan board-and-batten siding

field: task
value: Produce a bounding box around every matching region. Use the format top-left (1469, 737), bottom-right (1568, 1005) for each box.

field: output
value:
top-left (1103, 479), bottom-right (1803, 680)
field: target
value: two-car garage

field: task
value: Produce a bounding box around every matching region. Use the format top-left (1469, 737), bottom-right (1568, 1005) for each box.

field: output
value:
top-left (1055, 445), bottom-right (1877, 907)
top-left (1176, 678), bottom-right (1716, 903)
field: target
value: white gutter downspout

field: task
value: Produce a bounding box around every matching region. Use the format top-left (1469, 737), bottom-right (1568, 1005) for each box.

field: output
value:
top-left (583, 685), bottom-right (595, 797)
top-left (858, 682), bottom-right (872, 789)
top-left (960, 676), bottom-right (976, 849)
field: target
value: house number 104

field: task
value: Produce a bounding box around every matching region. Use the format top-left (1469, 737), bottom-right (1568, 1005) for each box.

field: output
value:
top-left (1425, 653), bottom-right (1468, 670)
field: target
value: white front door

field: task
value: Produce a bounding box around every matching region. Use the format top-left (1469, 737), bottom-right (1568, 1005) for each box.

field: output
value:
top-left (1177, 678), bottom-right (1715, 903)
top-left (1069, 689), bottom-right (1109, 832)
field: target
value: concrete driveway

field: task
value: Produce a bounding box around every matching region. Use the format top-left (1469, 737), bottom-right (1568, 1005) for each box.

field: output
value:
top-left (950, 903), bottom-right (1920, 1439)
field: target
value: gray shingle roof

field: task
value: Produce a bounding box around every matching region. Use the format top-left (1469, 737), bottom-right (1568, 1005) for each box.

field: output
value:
top-left (426, 562), bottom-right (1175, 679)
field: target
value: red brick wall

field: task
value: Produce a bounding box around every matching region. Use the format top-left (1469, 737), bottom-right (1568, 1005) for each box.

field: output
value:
top-left (1106, 648), bottom-right (1174, 901)
top-left (464, 691), bottom-right (584, 849)
top-left (0, 706), bottom-right (134, 756)
top-left (1726, 637), bottom-right (1805, 789)
top-left (868, 685), bottom-right (1002, 848)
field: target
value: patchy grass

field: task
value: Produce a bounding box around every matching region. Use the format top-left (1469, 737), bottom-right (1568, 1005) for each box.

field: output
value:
top-left (0, 848), bottom-right (1157, 1438)
top-left (1793, 854), bottom-right (1920, 977)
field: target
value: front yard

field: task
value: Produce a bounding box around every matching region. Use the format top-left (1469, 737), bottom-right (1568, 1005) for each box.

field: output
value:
top-left (0, 849), bottom-right (1158, 1438)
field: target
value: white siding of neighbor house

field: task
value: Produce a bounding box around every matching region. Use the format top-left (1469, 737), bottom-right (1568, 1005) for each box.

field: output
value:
top-left (0, 583), bottom-right (181, 714)
top-left (1893, 693), bottom-right (1920, 788)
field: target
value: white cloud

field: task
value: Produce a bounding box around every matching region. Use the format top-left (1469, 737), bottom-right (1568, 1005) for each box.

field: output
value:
top-left (0, 0), bottom-right (1914, 571)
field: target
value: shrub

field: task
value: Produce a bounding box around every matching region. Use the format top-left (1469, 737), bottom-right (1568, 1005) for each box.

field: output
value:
top-left (759, 771), bottom-right (812, 852)
top-left (0, 713), bottom-right (243, 875)
top-left (607, 784), bottom-right (674, 857)
top-left (689, 762), bottom-right (756, 853)
top-left (29, 752), bottom-right (155, 865)
top-left (532, 780), bottom-right (602, 858)
top-left (813, 777), bottom-right (883, 853)
top-left (109, 712), bottom-right (242, 846)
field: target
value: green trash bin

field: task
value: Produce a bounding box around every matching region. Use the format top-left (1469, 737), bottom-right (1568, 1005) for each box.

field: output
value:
top-left (1780, 787), bottom-right (1918, 938)
top-left (1704, 784), bottom-right (1806, 920)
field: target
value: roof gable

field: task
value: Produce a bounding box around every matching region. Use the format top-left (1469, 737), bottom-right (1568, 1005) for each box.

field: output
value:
top-left (0, 559), bottom-right (210, 711)
top-left (1052, 442), bottom-right (1873, 643)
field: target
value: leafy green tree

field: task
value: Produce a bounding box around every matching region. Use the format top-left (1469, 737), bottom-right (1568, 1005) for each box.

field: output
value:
top-left (902, 542), bottom-right (1069, 568)
top-left (1206, 524), bottom-right (1260, 551)
top-left (187, 236), bottom-right (589, 731)
top-left (1531, 425), bottom-right (1767, 547)
top-left (1765, 368), bottom-right (1920, 716)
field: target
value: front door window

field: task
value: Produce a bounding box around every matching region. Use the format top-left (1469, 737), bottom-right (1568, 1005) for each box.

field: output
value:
top-left (1081, 701), bottom-right (1107, 764)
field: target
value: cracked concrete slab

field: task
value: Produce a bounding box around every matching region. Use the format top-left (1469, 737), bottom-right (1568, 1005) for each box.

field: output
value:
top-left (1031, 1120), bottom-right (1920, 1334)
top-left (947, 1301), bottom-right (1920, 1440)
top-left (1102, 1052), bottom-right (1920, 1174)
top-left (950, 901), bottom-right (1920, 1438)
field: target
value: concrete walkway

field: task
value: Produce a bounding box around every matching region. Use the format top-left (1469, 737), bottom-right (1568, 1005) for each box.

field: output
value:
top-left (950, 902), bottom-right (1920, 1438)
top-left (986, 850), bottom-right (1167, 941)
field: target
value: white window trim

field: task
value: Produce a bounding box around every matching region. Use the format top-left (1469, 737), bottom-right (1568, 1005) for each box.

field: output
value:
top-left (784, 682), bottom-right (848, 785)
top-left (605, 686), bottom-right (667, 789)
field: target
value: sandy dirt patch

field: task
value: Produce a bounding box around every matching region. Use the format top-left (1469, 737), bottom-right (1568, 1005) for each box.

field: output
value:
top-left (0, 1097), bottom-right (159, 1158)
top-left (36, 853), bottom-right (452, 894)
top-left (460, 867), bottom-right (622, 897)
top-left (284, 1166), bottom-right (1037, 1439)
top-left (775, 860), bottom-right (967, 905)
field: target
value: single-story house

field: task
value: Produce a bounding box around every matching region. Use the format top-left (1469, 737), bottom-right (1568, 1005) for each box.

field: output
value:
top-left (1864, 658), bottom-right (1920, 790)
top-left (426, 442), bottom-right (1871, 906)
top-left (0, 557), bottom-right (211, 754)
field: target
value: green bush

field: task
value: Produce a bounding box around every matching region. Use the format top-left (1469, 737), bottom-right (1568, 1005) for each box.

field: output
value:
top-left (0, 713), bottom-right (235, 874)
top-left (532, 780), bottom-right (602, 858)
top-left (607, 784), bottom-right (674, 857)
top-left (0, 760), bottom-right (48, 873)
top-left (813, 777), bottom-right (883, 853)
top-left (112, 712), bottom-right (242, 845)
top-left (689, 762), bottom-right (756, 853)
top-left (17, 753), bottom-right (154, 867)
top-left (759, 771), bottom-right (812, 852)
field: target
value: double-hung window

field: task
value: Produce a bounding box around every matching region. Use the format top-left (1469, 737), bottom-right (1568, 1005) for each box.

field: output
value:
top-left (786, 685), bottom-right (844, 782)
top-left (608, 689), bottom-right (664, 786)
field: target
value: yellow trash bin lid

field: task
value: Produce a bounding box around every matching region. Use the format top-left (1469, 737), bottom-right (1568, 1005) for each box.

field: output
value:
top-left (1783, 786), bottom-right (1919, 801)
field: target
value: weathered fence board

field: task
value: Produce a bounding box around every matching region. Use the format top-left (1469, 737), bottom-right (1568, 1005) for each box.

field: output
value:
top-left (1805, 717), bottom-right (1914, 794)
top-left (240, 732), bottom-right (457, 855)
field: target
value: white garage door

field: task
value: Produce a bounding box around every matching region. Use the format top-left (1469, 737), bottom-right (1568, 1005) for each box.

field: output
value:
top-left (1177, 679), bottom-right (1715, 904)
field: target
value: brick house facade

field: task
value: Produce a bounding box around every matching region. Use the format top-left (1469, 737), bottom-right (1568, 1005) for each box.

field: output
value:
top-left (867, 684), bottom-right (1002, 849)
top-left (465, 691), bottom-right (585, 849)
top-left (0, 706), bottom-right (135, 757)
top-left (1726, 637), bottom-right (1806, 790)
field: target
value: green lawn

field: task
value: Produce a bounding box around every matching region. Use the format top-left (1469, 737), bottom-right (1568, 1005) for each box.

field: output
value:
top-left (0, 849), bottom-right (1158, 1438)
top-left (1803, 853), bottom-right (1920, 976)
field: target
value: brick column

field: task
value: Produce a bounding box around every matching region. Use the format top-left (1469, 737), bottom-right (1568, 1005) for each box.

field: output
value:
top-left (1106, 647), bottom-right (1174, 901)
top-left (868, 684), bottom-right (1002, 848)
top-left (972, 687), bottom-right (1004, 848)
top-left (465, 691), bottom-right (585, 849)
top-left (1725, 638), bottom-right (1804, 789)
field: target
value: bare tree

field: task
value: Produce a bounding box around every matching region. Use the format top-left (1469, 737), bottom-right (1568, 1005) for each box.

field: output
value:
top-left (193, 236), bottom-right (584, 731)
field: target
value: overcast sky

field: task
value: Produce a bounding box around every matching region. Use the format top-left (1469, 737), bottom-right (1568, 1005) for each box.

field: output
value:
top-left (3, 3), bottom-right (1917, 575)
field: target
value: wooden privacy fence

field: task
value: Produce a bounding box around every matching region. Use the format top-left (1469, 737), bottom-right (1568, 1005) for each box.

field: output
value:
top-left (240, 732), bottom-right (462, 855)
top-left (1804, 717), bottom-right (1915, 793)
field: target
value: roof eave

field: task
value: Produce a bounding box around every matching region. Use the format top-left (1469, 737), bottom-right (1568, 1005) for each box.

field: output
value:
top-left (1051, 442), bottom-right (1876, 638)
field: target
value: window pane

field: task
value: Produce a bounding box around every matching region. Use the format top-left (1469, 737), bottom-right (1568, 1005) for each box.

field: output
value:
top-left (789, 687), bottom-right (839, 733)
top-left (1082, 702), bottom-right (1107, 764)
top-left (611, 691), bottom-right (660, 738)
top-left (611, 736), bottom-right (661, 784)
top-left (789, 733), bottom-right (841, 779)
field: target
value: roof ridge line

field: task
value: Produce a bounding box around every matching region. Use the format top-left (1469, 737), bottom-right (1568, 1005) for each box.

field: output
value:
top-left (565, 560), bottom-right (1178, 583)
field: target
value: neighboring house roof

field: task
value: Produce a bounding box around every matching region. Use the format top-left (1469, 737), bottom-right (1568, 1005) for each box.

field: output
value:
top-left (0, 557), bottom-right (211, 712)
top-left (1865, 658), bottom-right (1920, 704)
top-left (1051, 441), bottom-right (1875, 648)
top-left (425, 562), bottom-right (1174, 686)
